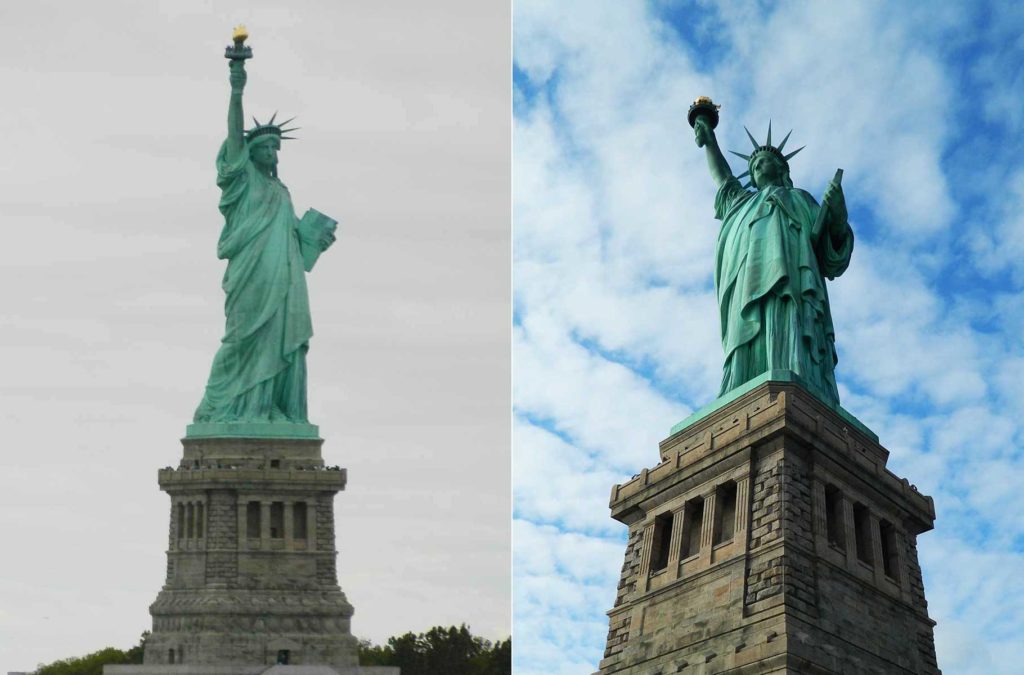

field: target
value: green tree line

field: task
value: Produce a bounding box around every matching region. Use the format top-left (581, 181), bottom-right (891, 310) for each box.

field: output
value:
top-left (32, 634), bottom-right (147, 675)
top-left (31, 626), bottom-right (510, 675)
top-left (359, 624), bottom-right (510, 675)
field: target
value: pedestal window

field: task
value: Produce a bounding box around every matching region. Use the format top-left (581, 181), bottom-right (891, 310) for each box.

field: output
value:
top-left (270, 501), bottom-right (284, 538)
top-left (853, 502), bottom-right (874, 565)
top-left (649, 512), bottom-right (673, 573)
top-left (825, 484), bottom-right (845, 550)
top-left (680, 498), bottom-right (704, 559)
top-left (880, 519), bottom-right (899, 580)
top-left (246, 501), bottom-right (261, 538)
top-left (294, 501), bottom-right (308, 539)
top-left (713, 481), bottom-right (737, 544)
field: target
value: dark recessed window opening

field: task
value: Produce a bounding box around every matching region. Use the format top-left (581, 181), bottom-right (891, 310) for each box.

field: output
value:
top-left (649, 511), bottom-right (673, 572)
top-left (247, 501), bottom-right (261, 538)
top-left (880, 519), bottom-right (899, 579)
top-left (714, 481), bottom-right (737, 545)
top-left (270, 501), bottom-right (284, 538)
top-left (681, 498), bottom-right (704, 559)
top-left (853, 503), bottom-right (873, 565)
top-left (294, 501), bottom-right (308, 539)
top-left (825, 484), bottom-right (845, 550)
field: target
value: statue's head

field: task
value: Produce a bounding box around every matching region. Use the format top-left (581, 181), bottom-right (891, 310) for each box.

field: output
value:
top-left (730, 122), bottom-right (802, 190)
top-left (749, 151), bottom-right (792, 189)
top-left (245, 114), bottom-right (298, 177)
top-left (249, 134), bottom-right (280, 172)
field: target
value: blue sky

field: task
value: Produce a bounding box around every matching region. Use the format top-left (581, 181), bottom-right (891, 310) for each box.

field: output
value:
top-left (513, 1), bottom-right (1024, 673)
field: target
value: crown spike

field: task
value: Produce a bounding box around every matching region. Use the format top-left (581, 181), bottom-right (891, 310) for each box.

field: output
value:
top-left (269, 111), bottom-right (278, 125)
top-left (744, 126), bottom-right (759, 150)
top-left (737, 170), bottom-right (750, 179)
top-left (742, 182), bottom-right (753, 190)
top-left (766, 120), bottom-right (773, 147)
top-left (783, 146), bottom-right (805, 162)
top-left (280, 136), bottom-right (298, 140)
top-left (777, 129), bottom-right (793, 152)
top-left (279, 117), bottom-right (297, 127)
top-left (730, 150), bottom-right (751, 161)
top-left (252, 116), bottom-right (260, 127)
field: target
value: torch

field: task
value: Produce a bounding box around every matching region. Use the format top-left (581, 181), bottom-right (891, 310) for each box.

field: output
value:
top-left (688, 96), bottom-right (720, 148)
top-left (224, 25), bottom-right (252, 61)
top-left (687, 95), bottom-right (720, 130)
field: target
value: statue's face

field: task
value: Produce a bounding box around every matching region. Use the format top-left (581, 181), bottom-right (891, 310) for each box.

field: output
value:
top-left (251, 137), bottom-right (280, 172)
top-left (751, 153), bottom-right (784, 188)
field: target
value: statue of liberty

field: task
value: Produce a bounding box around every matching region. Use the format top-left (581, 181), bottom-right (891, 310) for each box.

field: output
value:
top-left (690, 98), bottom-right (853, 406)
top-left (192, 28), bottom-right (337, 430)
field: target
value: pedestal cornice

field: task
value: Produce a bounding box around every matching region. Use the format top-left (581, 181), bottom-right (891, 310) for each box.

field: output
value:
top-left (610, 378), bottom-right (934, 533)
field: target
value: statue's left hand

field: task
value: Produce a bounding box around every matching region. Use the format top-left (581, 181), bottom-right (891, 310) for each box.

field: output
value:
top-left (823, 181), bottom-right (847, 223)
top-left (319, 230), bottom-right (337, 252)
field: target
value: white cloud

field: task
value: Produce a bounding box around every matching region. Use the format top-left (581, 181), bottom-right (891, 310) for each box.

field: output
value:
top-left (925, 538), bottom-right (1024, 673)
top-left (967, 169), bottom-right (1024, 285)
top-left (514, 314), bottom-right (688, 469)
top-left (513, 420), bottom-right (623, 535)
top-left (513, 520), bottom-right (623, 675)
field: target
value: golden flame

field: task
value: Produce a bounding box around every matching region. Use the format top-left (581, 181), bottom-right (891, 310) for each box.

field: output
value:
top-left (232, 25), bottom-right (249, 43)
top-left (694, 95), bottom-right (714, 106)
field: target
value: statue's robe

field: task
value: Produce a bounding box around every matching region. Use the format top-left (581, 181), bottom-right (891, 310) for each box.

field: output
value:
top-left (714, 176), bottom-right (853, 405)
top-left (193, 140), bottom-right (312, 423)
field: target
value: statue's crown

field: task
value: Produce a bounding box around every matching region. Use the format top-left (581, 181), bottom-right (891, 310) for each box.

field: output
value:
top-left (245, 113), bottom-right (299, 143)
top-left (729, 121), bottom-right (803, 188)
top-left (751, 144), bottom-right (787, 163)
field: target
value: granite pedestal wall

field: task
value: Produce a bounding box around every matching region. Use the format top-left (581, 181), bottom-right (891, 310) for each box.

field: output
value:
top-left (597, 376), bottom-right (939, 675)
top-left (107, 431), bottom-right (397, 675)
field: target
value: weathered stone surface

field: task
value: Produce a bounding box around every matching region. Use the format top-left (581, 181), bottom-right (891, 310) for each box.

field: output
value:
top-left (106, 666), bottom-right (397, 675)
top-left (597, 380), bottom-right (939, 674)
top-left (133, 436), bottom-right (372, 671)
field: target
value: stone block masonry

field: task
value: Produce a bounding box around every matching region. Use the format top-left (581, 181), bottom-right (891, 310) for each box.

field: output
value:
top-left (133, 436), bottom-right (365, 671)
top-left (597, 380), bottom-right (939, 675)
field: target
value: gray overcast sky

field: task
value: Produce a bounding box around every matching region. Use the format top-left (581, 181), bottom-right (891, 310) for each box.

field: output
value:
top-left (0, 1), bottom-right (509, 667)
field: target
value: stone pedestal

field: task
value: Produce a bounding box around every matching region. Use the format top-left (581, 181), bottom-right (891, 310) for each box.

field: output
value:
top-left (107, 434), bottom-right (397, 675)
top-left (597, 376), bottom-right (939, 674)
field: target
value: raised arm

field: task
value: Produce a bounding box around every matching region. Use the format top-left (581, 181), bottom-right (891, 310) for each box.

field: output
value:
top-left (225, 60), bottom-right (247, 164)
top-left (694, 116), bottom-right (734, 189)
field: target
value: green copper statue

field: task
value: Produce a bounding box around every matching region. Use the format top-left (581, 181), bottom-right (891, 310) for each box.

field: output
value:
top-left (689, 97), bottom-right (852, 406)
top-left (193, 28), bottom-right (337, 429)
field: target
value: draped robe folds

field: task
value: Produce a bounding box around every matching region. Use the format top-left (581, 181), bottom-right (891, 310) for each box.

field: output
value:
top-left (193, 140), bottom-right (313, 423)
top-left (713, 176), bottom-right (853, 406)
